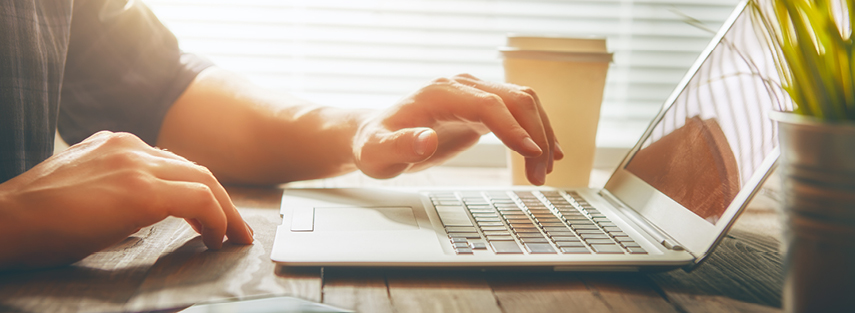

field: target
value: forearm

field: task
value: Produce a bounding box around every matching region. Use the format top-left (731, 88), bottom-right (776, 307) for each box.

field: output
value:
top-left (0, 188), bottom-right (25, 269)
top-left (157, 67), bottom-right (371, 185)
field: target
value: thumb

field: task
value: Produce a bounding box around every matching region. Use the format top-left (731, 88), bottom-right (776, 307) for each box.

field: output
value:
top-left (358, 127), bottom-right (438, 179)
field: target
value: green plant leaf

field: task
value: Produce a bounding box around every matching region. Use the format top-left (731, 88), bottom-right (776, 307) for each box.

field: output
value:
top-left (752, 0), bottom-right (855, 121)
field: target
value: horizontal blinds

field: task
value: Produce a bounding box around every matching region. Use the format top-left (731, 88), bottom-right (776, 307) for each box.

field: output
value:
top-left (146, 0), bottom-right (740, 147)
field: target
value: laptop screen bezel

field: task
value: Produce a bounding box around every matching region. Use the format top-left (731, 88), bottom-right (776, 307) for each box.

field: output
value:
top-left (602, 1), bottom-right (779, 261)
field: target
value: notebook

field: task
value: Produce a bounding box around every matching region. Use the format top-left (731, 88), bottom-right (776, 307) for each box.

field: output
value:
top-left (271, 1), bottom-right (783, 271)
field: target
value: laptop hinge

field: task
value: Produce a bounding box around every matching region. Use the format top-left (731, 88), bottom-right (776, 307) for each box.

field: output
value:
top-left (598, 190), bottom-right (686, 252)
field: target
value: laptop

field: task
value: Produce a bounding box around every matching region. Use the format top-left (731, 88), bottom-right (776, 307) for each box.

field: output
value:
top-left (271, 1), bottom-right (785, 272)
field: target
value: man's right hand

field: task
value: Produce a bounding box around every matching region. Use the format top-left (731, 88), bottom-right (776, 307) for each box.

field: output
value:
top-left (0, 131), bottom-right (254, 270)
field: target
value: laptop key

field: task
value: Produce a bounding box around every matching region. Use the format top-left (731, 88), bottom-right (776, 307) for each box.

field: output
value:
top-left (543, 227), bottom-right (571, 232)
top-left (622, 241), bottom-right (641, 248)
top-left (470, 242), bottom-right (487, 250)
top-left (579, 234), bottom-right (610, 239)
top-left (525, 243), bottom-right (556, 254)
top-left (475, 217), bottom-right (502, 223)
top-left (478, 222), bottom-right (504, 227)
top-left (504, 216), bottom-right (532, 220)
top-left (453, 242), bottom-right (470, 249)
top-left (547, 232), bottom-right (576, 237)
top-left (449, 237), bottom-right (467, 243)
top-left (490, 241), bottom-right (523, 254)
top-left (575, 230), bottom-right (604, 234)
top-left (520, 237), bottom-right (550, 243)
top-left (627, 247), bottom-right (648, 254)
top-left (483, 231), bottom-right (511, 236)
top-left (455, 248), bottom-right (474, 254)
top-left (517, 232), bottom-right (546, 238)
top-left (486, 235), bottom-right (515, 241)
top-left (550, 236), bottom-right (580, 242)
top-left (507, 217), bottom-right (533, 221)
top-left (440, 219), bottom-right (473, 227)
top-left (450, 233), bottom-right (481, 239)
top-left (572, 225), bottom-right (600, 230)
top-left (568, 219), bottom-right (594, 224)
top-left (559, 247), bottom-right (591, 254)
top-left (511, 226), bottom-right (539, 231)
top-left (436, 206), bottom-right (473, 226)
top-left (480, 226), bottom-right (507, 231)
top-left (446, 227), bottom-right (477, 233)
top-left (585, 239), bottom-right (615, 245)
top-left (555, 241), bottom-right (586, 247)
top-left (591, 244), bottom-right (625, 254)
top-left (562, 214), bottom-right (587, 220)
top-left (564, 217), bottom-right (590, 223)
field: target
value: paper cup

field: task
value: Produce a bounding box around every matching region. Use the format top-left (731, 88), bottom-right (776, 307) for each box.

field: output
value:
top-left (502, 36), bottom-right (612, 188)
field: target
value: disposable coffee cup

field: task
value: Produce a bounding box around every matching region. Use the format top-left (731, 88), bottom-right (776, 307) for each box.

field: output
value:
top-left (501, 35), bottom-right (612, 188)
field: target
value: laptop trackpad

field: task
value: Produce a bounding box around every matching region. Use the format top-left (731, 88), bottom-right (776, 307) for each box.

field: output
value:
top-left (313, 207), bottom-right (419, 231)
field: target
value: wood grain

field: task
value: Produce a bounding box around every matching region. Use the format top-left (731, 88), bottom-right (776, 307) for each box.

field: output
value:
top-left (321, 268), bottom-right (395, 313)
top-left (0, 218), bottom-right (184, 313)
top-left (486, 271), bottom-right (613, 313)
top-left (386, 270), bottom-right (503, 313)
top-left (649, 230), bottom-right (783, 313)
top-left (578, 273), bottom-right (681, 313)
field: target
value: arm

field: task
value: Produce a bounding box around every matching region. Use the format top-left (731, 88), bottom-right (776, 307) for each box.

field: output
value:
top-left (157, 67), bottom-right (563, 185)
top-left (156, 67), bottom-right (367, 184)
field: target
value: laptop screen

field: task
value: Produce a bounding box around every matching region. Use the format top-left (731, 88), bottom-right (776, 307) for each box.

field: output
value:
top-left (622, 5), bottom-right (791, 225)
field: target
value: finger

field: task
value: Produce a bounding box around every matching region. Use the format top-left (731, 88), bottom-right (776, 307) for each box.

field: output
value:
top-left (156, 181), bottom-right (229, 249)
top-left (519, 86), bottom-right (558, 173)
top-left (451, 76), bottom-right (551, 185)
top-left (554, 141), bottom-right (565, 161)
top-left (186, 218), bottom-right (203, 234)
top-left (424, 81), bottom-right (543, 158)
top-left (149, 154), bottom-right (254, 245)
top-left (358, 127), bottom-right (438, 179)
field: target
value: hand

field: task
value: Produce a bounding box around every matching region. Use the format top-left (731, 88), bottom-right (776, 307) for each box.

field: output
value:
top-left (0, 131), bottom-right (254, 269)
top-left (352, 74), bottom-right (564, 185)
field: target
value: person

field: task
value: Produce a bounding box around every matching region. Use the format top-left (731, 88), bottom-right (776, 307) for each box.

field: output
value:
top-left (0, 0), bottom-right (561, 270)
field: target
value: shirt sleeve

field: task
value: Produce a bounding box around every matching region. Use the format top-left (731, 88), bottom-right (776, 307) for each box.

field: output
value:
top-left (58, 0), bottom-right (214, 146)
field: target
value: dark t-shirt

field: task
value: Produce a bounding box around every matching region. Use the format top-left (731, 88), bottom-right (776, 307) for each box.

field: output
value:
top-left (0, 0), bottom-right (213, 183)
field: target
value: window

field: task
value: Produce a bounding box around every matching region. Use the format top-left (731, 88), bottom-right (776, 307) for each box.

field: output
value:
top-left (146, 0), bottom-right (741, 166)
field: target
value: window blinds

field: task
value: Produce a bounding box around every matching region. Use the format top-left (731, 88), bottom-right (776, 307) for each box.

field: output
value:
top-left (146, 0), bottom-right (740, 148)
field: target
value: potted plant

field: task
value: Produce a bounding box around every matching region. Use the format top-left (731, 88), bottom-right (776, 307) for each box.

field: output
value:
top-left (749, 1), bottom-right (855, 312)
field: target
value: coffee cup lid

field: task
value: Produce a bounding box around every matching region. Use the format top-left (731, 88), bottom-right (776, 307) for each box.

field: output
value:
top-left (506, 35), bottom-right (607, 52)
top-left (499, 48), bottom-right (613, 63)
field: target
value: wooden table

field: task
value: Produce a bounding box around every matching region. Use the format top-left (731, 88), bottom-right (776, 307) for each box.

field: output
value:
top-left (0, 167), bottom-right (784, 313)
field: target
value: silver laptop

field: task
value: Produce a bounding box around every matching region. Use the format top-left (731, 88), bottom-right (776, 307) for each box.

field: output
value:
top-left (271, 1), bottom-right (784, 272)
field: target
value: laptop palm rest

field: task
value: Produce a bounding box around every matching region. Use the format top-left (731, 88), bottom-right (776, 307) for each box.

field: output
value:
top-left (310, 207), bottom-right (419, 231)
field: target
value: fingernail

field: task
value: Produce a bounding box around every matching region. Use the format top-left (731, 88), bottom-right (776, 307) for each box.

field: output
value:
top-left (555, 142), bottom-right (564, 155)
top-left (535, 162), bottom-right (547, 185)
top-left (414, 130), bottom-right (432, 156)
top-left (245, 221), bottom-right (254, 238)
top-left (522, 137), bottom-right (542, 155)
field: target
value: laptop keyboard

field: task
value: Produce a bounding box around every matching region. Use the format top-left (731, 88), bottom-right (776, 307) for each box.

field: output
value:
top-left (429, 190), bottom-right (648, 255)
